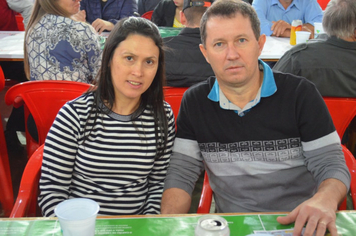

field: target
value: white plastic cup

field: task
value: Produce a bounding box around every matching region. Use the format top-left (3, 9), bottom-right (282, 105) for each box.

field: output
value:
top-left (314, 22), bottom-right (325, 38)
top-left (54, 198), bottom-right (100, 236)
top-left (295, 31), bottom-right (311, 44)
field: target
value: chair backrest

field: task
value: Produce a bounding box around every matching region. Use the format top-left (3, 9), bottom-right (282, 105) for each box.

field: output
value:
top-left (323, 97), bottom-right (356, 139)
top-left (0, 66), bottom-right (5, 91)
top-left (197, 145), bottom-right (356, 213)
top-left (5, 80), bottom-right (92, 157)
top-left (163, 87), bottom-right (188, 120)
top-left (141, 10), bottom-right (153, 20)
top-left (0, 66), bottom-right (14, 216)
top-left (15, 14), bottom-right (25, 31)
top-left (317, 0), bottom-right (329, 10)
top-left (10, 144), bottom-right (44, 218)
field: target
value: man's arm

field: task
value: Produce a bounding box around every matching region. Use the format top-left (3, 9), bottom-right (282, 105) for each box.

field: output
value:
top-left (7, 0), bottom-right (33, 27)
top-left (252, 0), bottom-right (274, 36)
top-left (161, 188), bottom-right (192, 214)
top-left (277, 178), bottom-right (347, 236)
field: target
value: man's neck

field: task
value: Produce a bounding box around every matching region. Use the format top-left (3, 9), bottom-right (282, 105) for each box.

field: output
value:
top-left (219, 70), bottom-right (264, 109)
top-left (279, 0), bottom-right (293, 9)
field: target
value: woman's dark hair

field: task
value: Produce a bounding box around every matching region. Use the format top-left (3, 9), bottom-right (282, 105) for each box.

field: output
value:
top-left (89, 17), bottom-right (168, 158)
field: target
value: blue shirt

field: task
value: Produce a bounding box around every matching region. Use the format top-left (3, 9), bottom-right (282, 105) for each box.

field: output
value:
top-left (80, 0), bottom-right (138, 25)
top-left (208, 60), bottom-right (277, 116)
top-left (252, 0), bottom-right (323, 36)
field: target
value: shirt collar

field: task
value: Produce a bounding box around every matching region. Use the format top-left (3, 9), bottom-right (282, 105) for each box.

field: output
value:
top-left (208, 59), bottom-right (277, 116)
top-left (271, 0), bottom-right (300, 11)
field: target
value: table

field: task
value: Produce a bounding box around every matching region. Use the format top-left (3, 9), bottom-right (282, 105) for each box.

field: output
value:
top-left (0, 211), bottom-right (355, 236)
top-left (0, 30), bottom-right (293, 62)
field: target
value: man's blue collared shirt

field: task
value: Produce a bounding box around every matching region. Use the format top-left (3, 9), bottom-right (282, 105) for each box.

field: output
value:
top-left (252, 0), bottom-right (323, 36)
top-left (208, 60), bottom-right (277, 117)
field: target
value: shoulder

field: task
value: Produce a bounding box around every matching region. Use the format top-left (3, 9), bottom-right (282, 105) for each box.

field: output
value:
top-left (184, 77), bottom-right (214, 101)
top-left (61, 92), bottom-right (95, 113)
top-left (273, 71), bottom-right (317, 92)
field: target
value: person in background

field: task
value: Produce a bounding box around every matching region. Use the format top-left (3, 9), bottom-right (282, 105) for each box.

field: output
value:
top-left (160, 1), bottom-right (350, 236)
top-left (252, 0), bottom-right (323, 37)
top-left (78, 0), bottom-right (138, 33)
top-left (0, 0), bottom-right (33, 153)
top-left (138, 0), bottom-right (160, 16)
top-left (152, 0), bottom-right (184, 27)
top-left (38, 16), bottom-right (175, 217)
top-left (163, 0), bottom-right (213, 87)
top-left (25, 0), bottom-right (102, 83)
top-left (273, 0), bottom-right (356, 97)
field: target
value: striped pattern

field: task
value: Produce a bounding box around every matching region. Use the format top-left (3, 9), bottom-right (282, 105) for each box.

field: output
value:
top-left (38, 93), bottom-right (175, 217)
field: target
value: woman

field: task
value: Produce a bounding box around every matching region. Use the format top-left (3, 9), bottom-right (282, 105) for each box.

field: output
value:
top-left (24, 0), bottom-right (102, 83)
top-left (79, 0), bottom-right (138, 34)
top-left (152, 0), bottom-right (184, 27)
top-left (38, 17), bottom-right (176, 217)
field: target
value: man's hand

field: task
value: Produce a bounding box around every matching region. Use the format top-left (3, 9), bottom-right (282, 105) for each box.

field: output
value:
top-left (271, 20), bottom-right (291, 37)
top-left (72, 10), bottom-right (86, 22)
top-left (92, 19), bottom-right (114, 34)
top-left (277, 179), bottom-right (347, 236)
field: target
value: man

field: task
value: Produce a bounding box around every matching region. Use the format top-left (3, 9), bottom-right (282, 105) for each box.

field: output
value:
top-left (273, 0), bottom-right (356, 97)
top-left (160, 1), bottom-right (350, 236)
top-left (164, 0), bottom-right (214, 87)
top-left (252, 0), bottom-right (323, 37)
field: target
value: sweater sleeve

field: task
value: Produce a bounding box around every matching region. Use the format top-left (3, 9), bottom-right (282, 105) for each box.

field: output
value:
top-left (6, 0), bottom-right (33, 27)
top-left (38, 103), bottom-right (81, 217)
top-left (83, 24), bottom-right (102, 83)
top-left (143, 104), bottom-right (176, 214)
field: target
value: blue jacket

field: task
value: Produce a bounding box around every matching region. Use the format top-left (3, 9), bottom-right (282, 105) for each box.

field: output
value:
top-left (80, 0), bottom-right (137, 25)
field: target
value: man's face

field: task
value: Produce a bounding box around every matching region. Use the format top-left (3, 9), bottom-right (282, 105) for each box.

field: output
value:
top-left (200, 13), bottom-right (266, 90)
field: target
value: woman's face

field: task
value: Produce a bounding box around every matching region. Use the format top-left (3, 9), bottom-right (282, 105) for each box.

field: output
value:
top-left (110, 34), bottom-right (159, 108)
top-left (57, 0), bottom-right (81, 16)
top-left (173, 0), bottom-right (184, 7)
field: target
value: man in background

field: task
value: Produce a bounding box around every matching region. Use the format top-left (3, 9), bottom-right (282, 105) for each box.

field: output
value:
top-left (273, 0), bottom-right (356, 97)
top-left (252, 0), bottom-right (323, 37)
top-left (161, 1), bottom-right (350, 236)
top-left (164, 0), bottom-right (214, 87)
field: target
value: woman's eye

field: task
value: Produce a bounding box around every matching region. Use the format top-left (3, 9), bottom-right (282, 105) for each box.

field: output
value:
top-left (146, 59), bottom-right (154, 65)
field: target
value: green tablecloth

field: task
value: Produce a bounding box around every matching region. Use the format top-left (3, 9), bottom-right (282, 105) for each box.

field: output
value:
top-left (0, 212), bottom-right (355, 236)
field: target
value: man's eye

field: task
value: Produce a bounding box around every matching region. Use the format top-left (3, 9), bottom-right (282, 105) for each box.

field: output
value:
top-left (239, 38), bottom-right (246, 43)
top-left (126, 56), bottom-right (133, 61)
top-left (215, 42), bottom-right (223, 47)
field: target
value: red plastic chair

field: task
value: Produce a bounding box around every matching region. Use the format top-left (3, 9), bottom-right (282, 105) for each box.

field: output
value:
top-left (317, 0), bottom-right (330, 10)
top-left (197, 145), bottom-right (356, 213)
top-left (0, 66), bottom-right (14, 216)
top-left (197, 171), bottom-right (213, 213)
top-left (10, 144), bottom-right (44, 217)
top-left (15, 14), bottom-right (25, 31)
top-left (5, 80), bottom-right (92, 158)
top-left (163, 86), bottom-right (188, 120)
top-left (141, 10), bottom-right (153, 20)
top-left (323, 97), bottom-right (356, 139)
top-left (338, 145), bottom-right (356, 210)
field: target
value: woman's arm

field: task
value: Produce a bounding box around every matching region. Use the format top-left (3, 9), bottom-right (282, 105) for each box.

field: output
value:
top-left (38, 103), bottom-right (81, 217)
top-left (143, 107), bottom-right (176, 214)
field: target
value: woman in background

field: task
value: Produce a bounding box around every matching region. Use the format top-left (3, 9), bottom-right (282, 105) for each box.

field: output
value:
top-left (152, 0), bottom-right (184, 27)
top-left (38, 17), bottom-right (176, 217)
top-left (79, 0), bottom-right (138, 33)
top-left (24, 0), bottom-right (102, 83)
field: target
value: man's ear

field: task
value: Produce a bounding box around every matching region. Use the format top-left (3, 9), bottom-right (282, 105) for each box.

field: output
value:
top-left (199, 44), bottom-right (210, 64)
top-left (180, 11), bottom-right (187, 26)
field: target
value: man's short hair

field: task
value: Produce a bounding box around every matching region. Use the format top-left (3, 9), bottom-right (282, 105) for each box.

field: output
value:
top-left (200, 0), bottom-right (260, 46)
top-left (183, 0), bottom-right (212, 26)
top-left (323, 0), bottom-right (356, 38)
